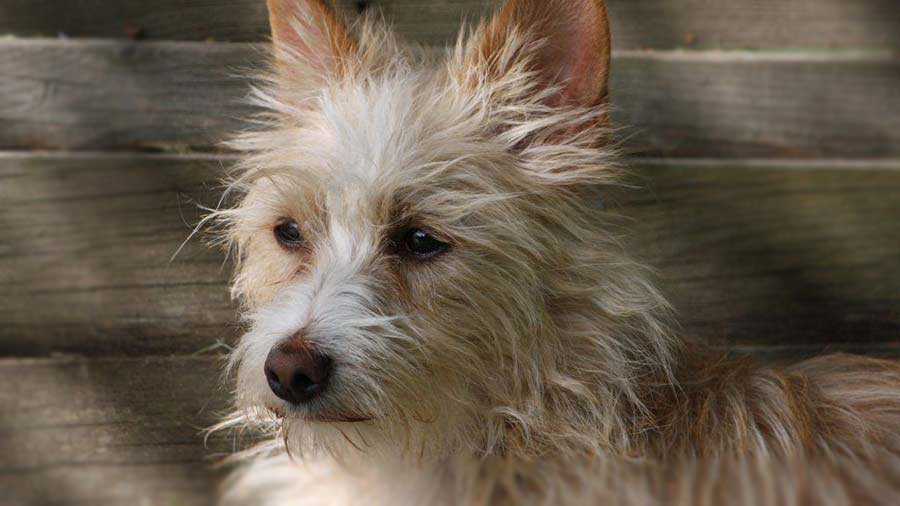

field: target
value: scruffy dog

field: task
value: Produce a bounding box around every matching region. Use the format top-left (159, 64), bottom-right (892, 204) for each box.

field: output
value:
top-left (210, 0), bottom-right (900, 504)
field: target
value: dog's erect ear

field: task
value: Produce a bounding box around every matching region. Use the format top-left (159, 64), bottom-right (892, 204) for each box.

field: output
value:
top-left (266, 0), bottom-right (356, 76)
top-left (471, 0), bottom-right (611, 109)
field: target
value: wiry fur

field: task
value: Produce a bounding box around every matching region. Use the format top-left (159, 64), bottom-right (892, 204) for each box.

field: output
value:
top-left (208, 1), bottom-right (900, 505)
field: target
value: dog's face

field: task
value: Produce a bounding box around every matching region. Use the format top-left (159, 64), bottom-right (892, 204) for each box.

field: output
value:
top-left (219, 0), bottom-right (667, 458)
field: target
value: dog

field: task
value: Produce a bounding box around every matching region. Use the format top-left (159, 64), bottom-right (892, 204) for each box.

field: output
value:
top-left (209, 1), bottom-right (900, 504)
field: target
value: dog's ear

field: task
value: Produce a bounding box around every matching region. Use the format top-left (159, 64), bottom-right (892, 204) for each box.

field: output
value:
top-left (469, 0), bottom-right (611, 109)
top-left (266, 0), bottom-right (357, 77)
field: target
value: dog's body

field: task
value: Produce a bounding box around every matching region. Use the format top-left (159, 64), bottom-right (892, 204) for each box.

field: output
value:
top-left (212, 1), bottom-right (900, 504)
top-left (219, 352), bottom-right (900, 506)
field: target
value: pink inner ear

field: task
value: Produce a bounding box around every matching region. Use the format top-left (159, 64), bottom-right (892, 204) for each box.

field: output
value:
top-left (267, 0), bottom-right (302, 46)
top-left (564, 10), bottom-right (610, 105)
top-left (267, 0), bottom-right (355, 76)
top-left (499, 0), bottom-right (610, 108)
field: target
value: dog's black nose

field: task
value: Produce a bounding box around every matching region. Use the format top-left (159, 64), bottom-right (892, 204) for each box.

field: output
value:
top-left (264, 341), bottom-right (332, 405)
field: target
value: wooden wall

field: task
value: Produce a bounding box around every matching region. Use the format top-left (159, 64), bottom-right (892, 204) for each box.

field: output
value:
top-left (1, 1), bottom-right (898, 504)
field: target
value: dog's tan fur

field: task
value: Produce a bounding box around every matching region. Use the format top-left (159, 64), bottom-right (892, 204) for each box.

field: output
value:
top-left (210, 1), bottom-right (900, 504)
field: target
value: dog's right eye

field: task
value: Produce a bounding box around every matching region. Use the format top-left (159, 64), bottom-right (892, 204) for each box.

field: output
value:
top-left (274, 220), bottom-right (304, 250)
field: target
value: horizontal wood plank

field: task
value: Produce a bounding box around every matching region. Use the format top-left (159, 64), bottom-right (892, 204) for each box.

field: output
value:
top-left (1, 40), bottom-right (897, 157)
top-left (0, 40), bottom-right (253, 153)
top-left (0, 153), bottom-right (236, 356)
top-left (0, 356), bottom-right (231, 506)
top-left (1, 0), bottom-right (898, 50)
top-left (614, 52), bottom-right (900, 158)
top-left (625, 158), bottom-right (900, 348)
top-left (2, 154), bottom-right (899, 356)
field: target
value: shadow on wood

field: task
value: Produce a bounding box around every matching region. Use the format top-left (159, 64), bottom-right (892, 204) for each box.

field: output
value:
top-left (0, 357), bottom-right (233, 506)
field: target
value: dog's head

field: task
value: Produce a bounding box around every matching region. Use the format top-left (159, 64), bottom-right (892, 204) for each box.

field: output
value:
top-left (217, 0), bottom-right (673, 460)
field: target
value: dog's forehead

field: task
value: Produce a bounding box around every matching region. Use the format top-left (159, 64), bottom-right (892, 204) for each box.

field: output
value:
top-left (310, 73), bottom-right (479, 185)
top-left (251, 69), bottom-right (518, 233)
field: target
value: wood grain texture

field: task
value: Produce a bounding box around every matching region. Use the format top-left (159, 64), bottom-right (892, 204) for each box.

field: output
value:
top-left (0, 356), bottom-right (231, 506)
top-left (613, 51), bottom-right (900, 158)
top-left (1, 0), bottom-right (898, 50)
top-left (625, 159), bottom-right (900, 349)
top-left (1, 40), bottom-right (898, 157)
top-left (0, 40), bottom-right (256, 153)
top-left (2, 154), bottom-right (898, 356)
top-left (0, 153), bottom-right (236, 356)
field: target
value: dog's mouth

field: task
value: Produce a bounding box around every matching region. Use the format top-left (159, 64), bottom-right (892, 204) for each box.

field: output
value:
top-left (267, 405), bottom-right (373, 424)
top-left (304, 415), bottom-right (373, 423)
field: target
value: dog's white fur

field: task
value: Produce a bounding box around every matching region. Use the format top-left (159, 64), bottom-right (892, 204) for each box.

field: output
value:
top-left (209, 1), bottom-right (900, 504)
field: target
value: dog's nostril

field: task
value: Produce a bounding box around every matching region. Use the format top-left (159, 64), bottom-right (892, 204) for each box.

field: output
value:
top-left (264, 342), bottom-right (332, 405)
top-left (264, 364), bottom-right (292, 403)
top-left (292, 370), bottom-right (324, 397)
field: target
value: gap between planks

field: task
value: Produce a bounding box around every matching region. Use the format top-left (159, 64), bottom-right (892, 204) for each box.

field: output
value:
top-left (2, 150), bottom-right (900, 171)
top-left (1, 37), bottom-right (897, 60)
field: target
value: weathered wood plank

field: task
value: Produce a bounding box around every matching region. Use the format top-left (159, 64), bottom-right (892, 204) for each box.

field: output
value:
top-left (0, 356), bottom-right (231, 506)
top-left (614, 51), bottom-right (900, 158)
top-left (1, 0), bottom-right (898, 50)
top-left (1, 40), bottom-right (898, 157)
top-left (612, 52), bottom-right (900, 158)
top-left (2, 154), bottom-right (899, 356)
top-left (0, 153), bottom-right (236, 356)
top-left (624, 158), bottom-right (900, 348)
top-left (0, 40), bottom-right (254, 153)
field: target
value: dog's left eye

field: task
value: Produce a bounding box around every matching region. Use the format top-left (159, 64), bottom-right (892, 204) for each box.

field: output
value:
top-left (274, 220), bottom-right (304, 250)
top-left (403, 229), bottom-right (449, 260)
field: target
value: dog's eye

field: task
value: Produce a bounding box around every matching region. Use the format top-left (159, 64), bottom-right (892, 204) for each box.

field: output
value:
top-left (274, 220), bottom-right (304, 250)
top-left (403, 229), bottom-right (449, 260)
